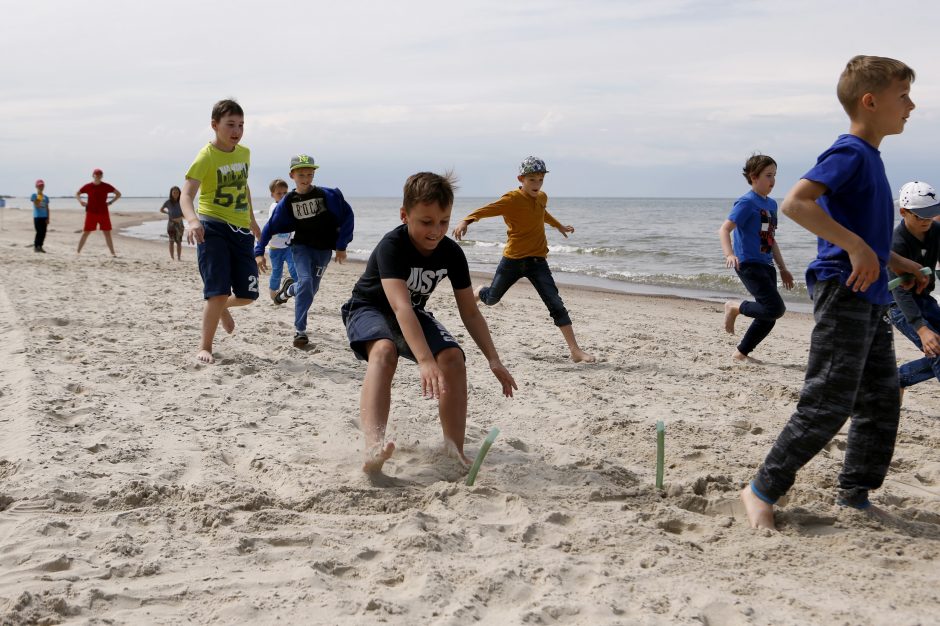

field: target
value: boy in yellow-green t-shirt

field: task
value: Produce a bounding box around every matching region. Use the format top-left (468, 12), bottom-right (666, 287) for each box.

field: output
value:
top-left (180, 99), bottom-right (261, 364)
top-left (453, 156), bottom-right (595, 363)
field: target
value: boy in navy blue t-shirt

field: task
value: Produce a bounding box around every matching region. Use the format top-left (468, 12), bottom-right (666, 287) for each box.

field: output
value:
top-left (341, 172), bottom-right (517, 474)
top-left (719, 153), bottom-right (794, 361)
top-left (740, 56), bottom-right (927, 530)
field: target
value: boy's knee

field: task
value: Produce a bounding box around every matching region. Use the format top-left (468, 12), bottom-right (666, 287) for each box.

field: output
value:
top-left (436, 347), bottom-right (466, 372)
top-left (367, 340), bottom-right (399, 369)
top-left (479, 287), bottom-right (501, 306)
top-left (770, 301), bottom-right (786, 319)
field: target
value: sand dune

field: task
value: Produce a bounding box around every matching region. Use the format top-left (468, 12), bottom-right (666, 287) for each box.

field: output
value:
top-left (0, 208), bottom-right (938, 625)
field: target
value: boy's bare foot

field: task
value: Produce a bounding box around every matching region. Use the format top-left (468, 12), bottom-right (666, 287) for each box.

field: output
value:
top-left (740, 486), bottom-right (776, 530)
top-left (444, 439), bottom-right (472, 467)
top-left (732, 350), bottom-right (763, 364)
top-left (362, 442), bottom-right (396, 474)
top-left (899, 386), bottom-right (905, 407)
top-left (220, 308), bottom-right (235, 334)
top-left (473, 285), bottom-right (484, 302)
top-left (571, 348), bottom-right (596, 363)
top-left (196, 349), bottom-right (215, 364)
top-left (724, 301), bottom-right (740, 334)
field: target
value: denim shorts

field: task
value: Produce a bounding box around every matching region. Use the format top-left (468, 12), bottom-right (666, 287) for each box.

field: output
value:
top-left (197, 218), bottom-right (259, 300)
top-left (341, 299), bottom-right (462, 362)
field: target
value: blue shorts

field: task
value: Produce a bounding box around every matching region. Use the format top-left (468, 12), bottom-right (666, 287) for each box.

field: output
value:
top-left (197, 219), bottom-right (260, 300)
top-left (341, 299), bottom-right (463, 362)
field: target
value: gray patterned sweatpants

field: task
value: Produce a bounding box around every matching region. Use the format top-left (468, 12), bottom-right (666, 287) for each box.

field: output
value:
top-left (752, 279), bottom-right (900, 508)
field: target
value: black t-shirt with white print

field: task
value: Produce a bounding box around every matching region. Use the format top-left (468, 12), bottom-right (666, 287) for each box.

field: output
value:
top-left (350, 224), bottom-right (471, 312)
top-left (286, 187), bottom-right (340, 250)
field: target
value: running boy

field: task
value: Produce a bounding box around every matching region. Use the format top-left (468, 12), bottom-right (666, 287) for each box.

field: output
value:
top-left (257, 178), bottom-right (298, 301)
top-left (886, 181), bottom-right (940, 397)
top-left (741, 56), bottom-right (926, 530)
top-left (341, 171), bottom-right (517, 474)
top-left (452, 156), bottom-right (594, 362)
top-left (31, 179), bottom-right (49, 253)
top-left (255, 155), bottom-right (354, 348)
top-left (180, 99), bottom-right (260, 364)
top-left (76, 168), bottom-right (121, 256)
top-left (719, 153), bottom-right (794, 361)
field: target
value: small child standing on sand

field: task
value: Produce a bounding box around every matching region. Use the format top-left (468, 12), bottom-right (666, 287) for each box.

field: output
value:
top-left (160, 186), bottom-right (184, 261)
top-left (740, 56), bottom-right (926, 530)
top-left (342, 171), bottom-right (516, 474)
top-left (31, 179), bottom-right (50, 253)
top-left (255, 154), bottom-right (354, 348)
top-left (718, 153), bottom-right (794, 362)
top-left (452, 156), bottom-right (595, 363)
top-left (180, 99), bottom-right (261, 364)
top-left (258, 178), bottom-right (298, 302)
top-left (886, 181), bottom-right (940, 398)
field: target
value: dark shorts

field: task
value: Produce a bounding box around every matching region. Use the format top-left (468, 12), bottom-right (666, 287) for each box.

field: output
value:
top-left (197, 219), bottom-right (259, 300)
top-left (167, 219), bottom-right (184, 243)
top-left (83, 210), bottom-right (112, 232)
top-left (341, 299), bottom-right (463, 362)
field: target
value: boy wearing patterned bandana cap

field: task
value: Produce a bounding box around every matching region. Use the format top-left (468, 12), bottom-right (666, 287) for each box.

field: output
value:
top-left (453, 156), bottom-right (595, 362)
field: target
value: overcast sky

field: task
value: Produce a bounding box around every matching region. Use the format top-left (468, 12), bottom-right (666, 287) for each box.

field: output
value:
top-left (2, 0), bottom-right (938, 198)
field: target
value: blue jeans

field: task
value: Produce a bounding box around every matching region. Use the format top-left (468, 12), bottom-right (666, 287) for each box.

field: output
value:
top-left (479, 256), bottom-right (571, 327)
top-left (268, 246), bottom-right (298, 291)
top-left (291, 245), bottom-right (332, 332)
top-left (887, 295), bottom-right (940, 388)
top-left (735, 263), bottom-right (786, 355)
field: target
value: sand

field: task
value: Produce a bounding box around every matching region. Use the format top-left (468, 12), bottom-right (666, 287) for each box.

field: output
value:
top-left (0, 207), bottom-right (938, 625)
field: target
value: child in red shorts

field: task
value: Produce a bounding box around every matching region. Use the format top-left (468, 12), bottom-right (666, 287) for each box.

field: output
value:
top-left (76, 168), bottom-right (121, 256)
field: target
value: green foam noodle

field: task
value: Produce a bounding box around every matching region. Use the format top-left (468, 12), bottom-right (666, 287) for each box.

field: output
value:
top-left (888, 266), bottom-right (933, 290)
top-left (656, 421), bottom-right (665, 490)
top-left (465, 427), bottom-right (500, 486)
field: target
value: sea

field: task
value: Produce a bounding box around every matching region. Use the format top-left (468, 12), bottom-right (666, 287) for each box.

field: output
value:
top-left (6, 196), bottom-right (832, 310)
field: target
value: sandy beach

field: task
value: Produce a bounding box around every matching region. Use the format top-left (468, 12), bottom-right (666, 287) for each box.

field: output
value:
top-left (0, 207), bottom-right (938, 625)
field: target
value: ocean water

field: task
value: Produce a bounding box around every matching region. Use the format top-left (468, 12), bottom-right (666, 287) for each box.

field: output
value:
top-left (6, 196), bottom-right (826, 306)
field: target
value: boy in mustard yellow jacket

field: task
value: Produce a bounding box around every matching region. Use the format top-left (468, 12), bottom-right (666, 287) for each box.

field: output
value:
top-left (453, 156), bottom-right (595, 362)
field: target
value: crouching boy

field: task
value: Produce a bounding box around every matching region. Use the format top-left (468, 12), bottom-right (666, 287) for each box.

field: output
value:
top-left (341, 172), bottom-right (517, 474)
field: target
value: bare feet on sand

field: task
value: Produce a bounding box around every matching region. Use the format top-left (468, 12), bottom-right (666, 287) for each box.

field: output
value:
top-left (362, 442), bottom-right (396, 474)
top-left (732, 350), bottom-right (763, 364)
top-left (724, 301), bottom-right (740, 334)
top-left (196, 349), bottom-right (215, 364)
top-left (473, 285), bottom-right (485, 302)
top-left (571, 348), bottom-right (597, 363)
top-left (740, 486), bottom-right (776, 530)
top-left (220, 308), bottom-right (235, 334)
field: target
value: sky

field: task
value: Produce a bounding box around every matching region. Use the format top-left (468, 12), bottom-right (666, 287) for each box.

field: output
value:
top-left (2, 0), bottom-right (939, 198)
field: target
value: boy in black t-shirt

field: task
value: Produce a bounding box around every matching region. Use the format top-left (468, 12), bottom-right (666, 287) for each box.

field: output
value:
top-left (255, 154), bottom-right (354, 348)
top-left (342, 172), bottom-right (517, 474)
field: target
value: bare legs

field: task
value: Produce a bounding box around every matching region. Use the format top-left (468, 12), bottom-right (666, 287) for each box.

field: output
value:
top-left (560, 324), bottom-right (595, 363)
top-left (77, 230), bottom-right (117, 257)
top-left (196, 294), bottom-right (253, 364)
top-left (360, 343), bottom-right (470, 474)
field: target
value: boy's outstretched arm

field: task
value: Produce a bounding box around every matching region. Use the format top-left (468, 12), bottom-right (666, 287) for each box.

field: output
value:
top-left (717, 219), bottom-right (739, 269)
top-left (771, 243), bottom-right (794, 289)
top-left (782, 179), bottom-right (878, 293)
top-left (453, 196), bottom-right (511, 240)
top-left (382, 278), bottom-right (447, 399)
top-left (453, 287), bottom-right (517, 397)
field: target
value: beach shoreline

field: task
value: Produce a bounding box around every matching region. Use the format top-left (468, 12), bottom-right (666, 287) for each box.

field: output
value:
top-left (1, 207), bottom-right (938, 624)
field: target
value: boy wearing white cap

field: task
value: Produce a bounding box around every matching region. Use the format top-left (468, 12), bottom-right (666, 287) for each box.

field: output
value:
top-left (887, 181), bottom-right (940, 395)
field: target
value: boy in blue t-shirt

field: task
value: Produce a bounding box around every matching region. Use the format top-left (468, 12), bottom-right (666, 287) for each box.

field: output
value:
top-left (886, 181), bottom-right (940, 397)
top-left (341, 172), bottom-right (516, 474)
top-left (740, 56), bottom-right (927, 530)
top-left (31, 179), bottom-right (50, 253)
top-left (719, 153), bottom-right (794, 361)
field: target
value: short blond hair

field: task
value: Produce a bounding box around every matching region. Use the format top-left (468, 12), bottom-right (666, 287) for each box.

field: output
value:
top-left (837, 55), bottom-right (915, 116)
top-left (269, 178), bottom-right (289, 193)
